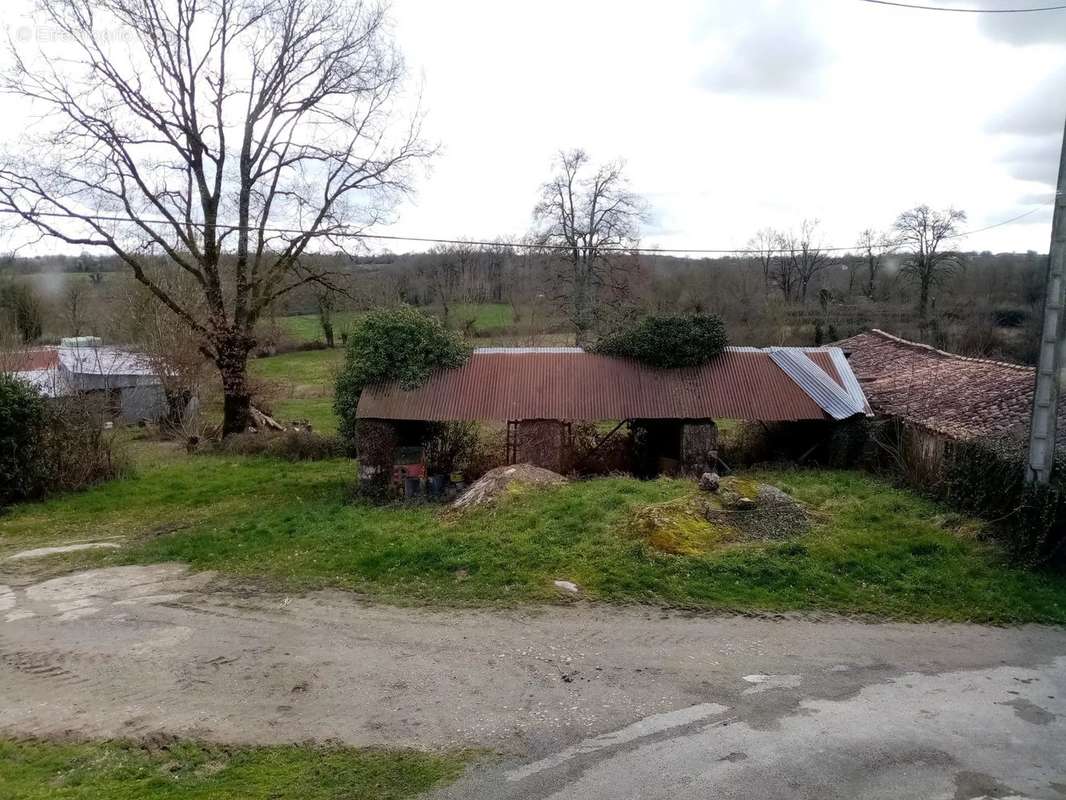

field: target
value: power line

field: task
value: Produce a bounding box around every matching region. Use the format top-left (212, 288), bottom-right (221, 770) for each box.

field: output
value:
top-left (0, 206), bottom-right (1043, 255)
top-left (858, 0), bottom-right (1066, 12)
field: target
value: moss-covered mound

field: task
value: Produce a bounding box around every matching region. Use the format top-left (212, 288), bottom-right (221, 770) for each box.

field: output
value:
top-left (629, 477), bottom-right (810, 555)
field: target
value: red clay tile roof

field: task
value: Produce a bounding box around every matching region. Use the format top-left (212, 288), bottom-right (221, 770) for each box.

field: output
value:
top-left (834, 329), bottom-right (1037, 441)
top-left (5, 349), bottom-right (60, 371)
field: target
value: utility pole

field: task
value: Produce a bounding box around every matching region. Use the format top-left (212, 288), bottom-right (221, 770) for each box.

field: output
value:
top-left (1026, 115), bottom-right (1066, 485)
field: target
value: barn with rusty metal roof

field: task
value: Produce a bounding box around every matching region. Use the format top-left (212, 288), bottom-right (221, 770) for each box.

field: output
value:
top-left (357, 346), bottom-right (868, 422)
top-left (357, 346), bottom-right (869, 477)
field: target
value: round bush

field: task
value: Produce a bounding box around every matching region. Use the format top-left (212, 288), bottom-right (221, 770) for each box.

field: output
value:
top-left (335, 307), bottom-right (470, 449)
top-left (591, 313), bottom-right (728, 369)
top-left (0, 373), bottom-right (47, 506)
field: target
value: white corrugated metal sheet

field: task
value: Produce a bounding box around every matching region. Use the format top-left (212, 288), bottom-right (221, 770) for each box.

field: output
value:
top-left (58, 345), bottom-right (156, 377)
top-left (768, 347), bottom-right (869, 421)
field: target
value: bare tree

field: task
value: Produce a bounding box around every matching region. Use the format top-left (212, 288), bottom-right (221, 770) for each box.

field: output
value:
top-left (64, 281), bottom-right (88, 337)
top-left (769, 239), bottom-right (797, 302)
top-left (0, 280), bottom-right (43, 343)
top-left (0, 0), bottom-right (431, 434)
top-left (894, 205), bottom-right (966, 317)
top-left (114, 273), bottom-right (209, 433)
top-left (778, 220), bottom-right (828, 303)
top-left (856, 228), bottom-right (897, 300)
top-left (316, 290), bottom-right (336, 348)
top-left (417, 243), bottom-right (468, 327)
top-left (746, 227), bottom-right (781, 291)
top-left (532, 149), bottom-right (648, 345)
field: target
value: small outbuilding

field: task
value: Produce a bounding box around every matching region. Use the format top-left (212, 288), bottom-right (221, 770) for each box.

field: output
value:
top-left (834, 329), bottom-right (1047, 475)
top-left (6, 337), bottom-right (166, 423)
top-left (356, 346), bottom-right (870, 477)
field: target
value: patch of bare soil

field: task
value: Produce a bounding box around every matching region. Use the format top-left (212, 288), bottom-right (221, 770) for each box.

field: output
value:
top-left (451, 464), bottom-right (567, 510)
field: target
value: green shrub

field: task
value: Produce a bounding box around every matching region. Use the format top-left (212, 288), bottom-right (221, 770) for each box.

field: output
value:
top-left (591, 313), bottom-right (728, 368)
top-left (0, 282), bottom-right (43, 343)
top-left (942, 438), bottom-right (1065, 567)
top-left (335, 307), bottom-right (470, 449)
top-left (991, 307), bottom-right (1027, 328)
top-left (0, 373), bottom-right (48, 506)
top-left (39, 394), bottom-right (129, 494)
top-left (423, 421), bottom-right (482, 476)
top-left (216, 431), bottom-right (343, 461)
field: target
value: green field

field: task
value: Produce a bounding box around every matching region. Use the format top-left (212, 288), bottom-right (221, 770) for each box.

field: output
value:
top-left (446, 303), bottom-right (513, 332)
top-left (2, 453), bottom-right (1064, 623)
top-left (250, 348), bottom-right (344, 384)
top-left (275, 304), bottom-right (513, 344)
top-left (250, 304), bottom-right (515, 429)
top-left (0, 738), bottom-right (466, 800)
top-left (249, 349), bottom-right (344, 432)
top-left (276, 312), bottom-right (364, 343)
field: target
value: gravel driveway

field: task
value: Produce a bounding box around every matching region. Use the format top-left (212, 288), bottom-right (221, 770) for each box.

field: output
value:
top-left (1, 564), bottom-right (1064, 798)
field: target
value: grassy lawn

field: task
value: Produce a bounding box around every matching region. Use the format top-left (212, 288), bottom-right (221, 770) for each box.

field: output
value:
top-left (271, 397), bottom-right (339, 433)
top-left (277, 312), bottom-right (364, 343)
top-left (275, 304), bottom-right (513, 344)
top-left (250, 348), bottom-right (345, 384)
top-left (2, 454), bottom-right (1065, 623)
top-left (447, 303), bottom-right (513, 333)
top-left (0, 738), bottom-right (466, 800)
top-left (249, 349), bottom-right (345, 432)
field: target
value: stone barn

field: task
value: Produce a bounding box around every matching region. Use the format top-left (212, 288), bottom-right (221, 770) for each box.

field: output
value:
top-left (835, 329), bottom-right (1051, 476)
top-left (355, 345), bottom-right (869, 479)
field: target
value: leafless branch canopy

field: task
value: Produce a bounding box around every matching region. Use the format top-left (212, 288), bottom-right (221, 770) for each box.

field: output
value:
top-left (532, 149), bottom-right (648, 343)
top-left (0, 0), bottom-right (431, 352)
top-left (894, 205), bottom-right (967, 315)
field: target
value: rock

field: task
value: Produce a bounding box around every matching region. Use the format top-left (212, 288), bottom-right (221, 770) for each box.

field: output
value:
top-left (7, 542), bottom-right (122, 561)
top-left (736, 497), bottom-right (757, 510)
top-left (451, 464), bottom-right (567, 510)
top-left (698, 472), bottom-right (721, 492)
top-left (553, 580), bottom-right (580, 594)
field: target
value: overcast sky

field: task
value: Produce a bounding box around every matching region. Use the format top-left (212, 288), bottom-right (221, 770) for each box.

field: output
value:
top-left (1, 0), bottom-right (1063, 256)
top-left (383, 0), bottom-right (1065, 254)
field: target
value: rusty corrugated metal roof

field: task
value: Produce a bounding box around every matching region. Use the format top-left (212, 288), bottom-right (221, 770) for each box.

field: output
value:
top-left (356, 347), bottom-right (862, 422)
top-left (5, 349), bottom-right (60, 371)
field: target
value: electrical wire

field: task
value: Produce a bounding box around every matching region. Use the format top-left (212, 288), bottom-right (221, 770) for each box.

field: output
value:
top-left (0, 206), bottom-right (1044, 255)
top-left (858, 0), bottom-right (1066, 12)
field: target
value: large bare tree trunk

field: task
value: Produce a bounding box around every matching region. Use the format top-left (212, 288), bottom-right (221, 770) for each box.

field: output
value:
top-left (216, 335), bottom-right (255, 435)
top-left (918, 278), bottom-right (931, 319)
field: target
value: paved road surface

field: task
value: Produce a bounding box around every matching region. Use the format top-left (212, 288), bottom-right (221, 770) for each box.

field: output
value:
top-left (0, 564), bottom-right (1064, 798)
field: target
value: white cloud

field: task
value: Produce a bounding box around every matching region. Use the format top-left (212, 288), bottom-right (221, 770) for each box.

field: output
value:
top-left (0, 0), bottom-right (1061, 255)
top-left (694, 1), bottom-right (833, 96)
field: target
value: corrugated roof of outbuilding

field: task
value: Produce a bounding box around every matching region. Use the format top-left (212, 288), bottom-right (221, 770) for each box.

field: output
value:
top-left (356, 346), bottom-right (866, 422)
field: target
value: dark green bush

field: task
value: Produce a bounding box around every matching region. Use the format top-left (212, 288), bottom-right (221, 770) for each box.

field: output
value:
top-left (941, 438), bottom-right (1065, 567)
top-left (991, 307), bottom-right (1027, 328)
top-left (335, 307), bottom-right (470, 449)
top-left (0, 378), bottom-right (126, 507)
top-left (591, 313), bottom-right (728, 369)
top-left (0, 373), bottom-right (47, 506)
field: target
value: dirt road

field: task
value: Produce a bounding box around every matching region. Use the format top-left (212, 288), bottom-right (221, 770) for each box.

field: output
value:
top-left (1, 564), bottom-right (1064, 798)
